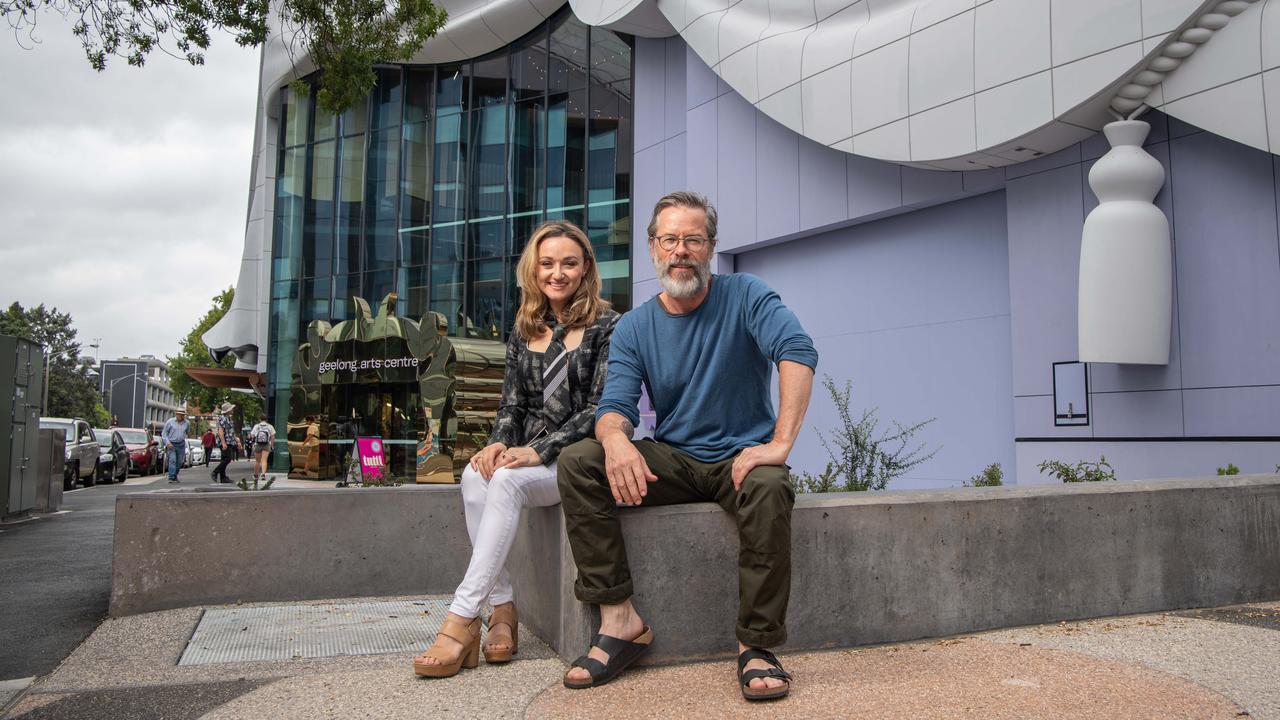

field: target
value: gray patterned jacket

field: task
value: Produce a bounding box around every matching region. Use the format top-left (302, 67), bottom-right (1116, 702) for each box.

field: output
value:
top-left (489, 308), bottom-right (621, 464)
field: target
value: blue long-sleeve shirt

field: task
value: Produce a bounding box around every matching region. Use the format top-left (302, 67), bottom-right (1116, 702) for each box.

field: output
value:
top-left (597, 273), bottom-right (818, 462)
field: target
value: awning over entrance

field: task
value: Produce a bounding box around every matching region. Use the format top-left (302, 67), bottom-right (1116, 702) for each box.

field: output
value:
top-left (184, 367), bottom-right (266, 395)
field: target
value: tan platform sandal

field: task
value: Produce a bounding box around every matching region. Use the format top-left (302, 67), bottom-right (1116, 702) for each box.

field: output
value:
top-left (483, 603), bottom-right (518, 663)
top-left (413, 616), bottom-right (482, 678)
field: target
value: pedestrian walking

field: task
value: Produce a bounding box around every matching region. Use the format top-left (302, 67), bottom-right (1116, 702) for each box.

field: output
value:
top-left (210, 402), bottom-right (239, 484)
top-left (160, 409), bottom-right (190, 484)
top-left (201, 427), bottom-right (215, 466)
top-left (248, 415), bottom-right (276, 483)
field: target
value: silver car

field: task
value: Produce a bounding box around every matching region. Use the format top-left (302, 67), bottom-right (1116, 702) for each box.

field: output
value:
top-left (39, 417), bottom-right (101, 490)
top-left (186, 439), bottom-right (205, 467)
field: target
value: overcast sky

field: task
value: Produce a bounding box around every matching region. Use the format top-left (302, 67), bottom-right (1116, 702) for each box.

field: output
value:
top-left (0, 16), bottom-right (261, 364)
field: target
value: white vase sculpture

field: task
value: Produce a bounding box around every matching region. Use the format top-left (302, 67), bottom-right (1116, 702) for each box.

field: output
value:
top-left (1078, 120), bottom-right (1172, 365)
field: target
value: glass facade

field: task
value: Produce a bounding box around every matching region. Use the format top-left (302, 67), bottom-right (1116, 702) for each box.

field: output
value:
top-left (268, 9), bottom-right (633, 480)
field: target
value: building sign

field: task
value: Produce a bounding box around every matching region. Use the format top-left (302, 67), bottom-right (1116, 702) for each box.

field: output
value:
top-left (356, 436), bottom-right (386, 480)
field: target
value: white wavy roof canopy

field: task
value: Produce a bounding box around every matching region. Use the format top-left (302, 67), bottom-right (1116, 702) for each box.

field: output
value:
top-left (577, 0), bottom-right (1279, 168)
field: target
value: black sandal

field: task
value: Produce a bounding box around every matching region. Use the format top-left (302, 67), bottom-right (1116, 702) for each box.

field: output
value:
top-left (563, 626), bottom-right (654, 689)
top-left (738, 647), bottom-right (792, 701)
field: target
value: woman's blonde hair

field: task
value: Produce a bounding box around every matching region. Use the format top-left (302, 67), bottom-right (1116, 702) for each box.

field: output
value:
top-left (514, 221), bottom-right (608, 340)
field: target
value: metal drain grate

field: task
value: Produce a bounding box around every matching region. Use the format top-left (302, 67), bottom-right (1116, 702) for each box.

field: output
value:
top-left (179, 597), bottom-right (484, 665)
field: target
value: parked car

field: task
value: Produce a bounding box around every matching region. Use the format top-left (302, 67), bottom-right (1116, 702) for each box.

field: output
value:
top-left (186, 439), bottom-right (205, 466)
top-left (92, 428), bottom-right (129, 484)
top-left (39, 417), bottom-right (100, 490)
top-left (114, 427), bottom-right (158, 476)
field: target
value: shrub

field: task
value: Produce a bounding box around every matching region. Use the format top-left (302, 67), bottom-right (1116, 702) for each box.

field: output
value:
top-left (964, 462), bottom-right (1004, 487)
top-left (1037, 456), bottom-right (1115, 483)
top-left (1216, 463), bottom-right (1240, 476)
top-left (794, 376), bottom-right (939, 492)
top-left (236, 475), bottom-right (275, 491)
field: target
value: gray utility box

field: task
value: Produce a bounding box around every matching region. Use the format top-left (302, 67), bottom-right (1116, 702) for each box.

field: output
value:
top-left (1, 335), bottom-right (45, 518)
top-left (36, 429), bottom-right (65, 513)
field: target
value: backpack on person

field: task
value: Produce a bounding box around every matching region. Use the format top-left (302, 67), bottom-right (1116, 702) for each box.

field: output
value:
top-left (253, 424), bottom-right (272, 445)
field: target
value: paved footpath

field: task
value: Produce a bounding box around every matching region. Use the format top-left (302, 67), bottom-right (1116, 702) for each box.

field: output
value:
top-left (3, 594), bottom-right (1276, 719)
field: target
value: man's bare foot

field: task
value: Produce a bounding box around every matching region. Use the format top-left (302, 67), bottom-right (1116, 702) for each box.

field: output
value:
top-left (415, 612), bottom-right (474, 666)
top-left (739, 642), bottom-right (788, 691)
top-left (563, 600), bottom-right (645, 684)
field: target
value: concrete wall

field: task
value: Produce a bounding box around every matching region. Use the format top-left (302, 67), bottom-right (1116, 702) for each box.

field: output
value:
top-left (512, 475), bottom-right (1280, 666)
top-left (633, 36), bottom-right (1280, 487)
top-left (110, 487), bottom-right (473, 616)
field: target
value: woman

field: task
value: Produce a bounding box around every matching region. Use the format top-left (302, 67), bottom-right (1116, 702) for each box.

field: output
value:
top-left (413, 221), bottom-right (620, 678)
top-left (248, 414), bottom-right (275, 483)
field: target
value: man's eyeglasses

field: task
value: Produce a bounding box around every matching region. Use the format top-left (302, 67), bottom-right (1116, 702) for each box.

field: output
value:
top-left (652, 234), bottom-right (712, 252)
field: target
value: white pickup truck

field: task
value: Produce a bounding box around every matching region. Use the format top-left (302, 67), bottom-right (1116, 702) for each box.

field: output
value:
top-left (39, 417), bottom-right (101, 490)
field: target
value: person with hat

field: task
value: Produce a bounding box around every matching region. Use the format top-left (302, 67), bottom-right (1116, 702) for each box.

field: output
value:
top-left (210, 401), bottom-right (240, 484)
top-left (160, 408), bottom-right (191, 484)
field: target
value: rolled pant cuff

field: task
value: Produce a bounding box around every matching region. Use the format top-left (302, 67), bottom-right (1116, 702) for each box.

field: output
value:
top-left (573, 578), bottom-right (634, 605)
top-left (736, 626), bottom-right (787, 648)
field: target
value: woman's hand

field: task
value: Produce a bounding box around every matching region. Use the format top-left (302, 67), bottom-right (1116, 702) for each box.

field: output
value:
top-left (495, 446), bottom-right (540, 472)
top-left (470, 442), bottom-right (508, 480)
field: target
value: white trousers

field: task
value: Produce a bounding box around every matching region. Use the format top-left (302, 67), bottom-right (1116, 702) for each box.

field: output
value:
top-left (450, 461), bottom-right (561, 619)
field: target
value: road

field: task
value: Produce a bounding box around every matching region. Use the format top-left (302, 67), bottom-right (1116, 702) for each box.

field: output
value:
top-left (0, 472), bottom-right (171, 683)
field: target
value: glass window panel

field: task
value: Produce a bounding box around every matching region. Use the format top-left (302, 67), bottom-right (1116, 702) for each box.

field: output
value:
top-left (405, 68), bottom-right (433, 124)
top-left (510, 28), bottom-right (548, 101)
top-left (469, 105), bottom-right (506, 219)
top-left (470, 218), bottom-right (504, 260)
top-left (364, 129), bottom-right (399, 271)
top-left (336, 133), bottom-right (365, 276)
top-left (466, 259), bottom-right (505, 340)
top-left (332, 273), bottom-right (358, 323)
top-left (341, 95), bottom-right (368, 137)
top-left (314, 103), bottom-right (336, 141)
top-left (300, 277), bottom-right (331, 328)
top-left (590, 27), bottom-right (632, 88)
top-left (400, 121), bottom-right (431, 266)
top-left (471, 53), bottom-right (507, 107)
top-left (436, 64), bottom-right (465, 116)
top-left (549, 14), bottom-right (589, 92)
top-left (509, 213), bottom-right (543, 258)
top-left (371, 67), bottom-right (403, 129)
top-left (430, 263), bottom-right (464, 336)
top-left (546, 91), bottom-right (586, 227)
top-left (432, 112), bottom-right (466, 227)
top-left (601, 276), bottom-right (631, 313)
top-left (282, 86), bottom-right (310, 147)
top-left (303, 140), bottom-right (335, 278)
top-left (431, 224), bottom-right (463, 266)
top-left (364, 270), bottom-right (397, 316)
top-left (509, 98), bottom-right (545, 219)
top-left (274, 147), bottom-right (305, 282)
top-left (401, 266), bottom-right (430, 319)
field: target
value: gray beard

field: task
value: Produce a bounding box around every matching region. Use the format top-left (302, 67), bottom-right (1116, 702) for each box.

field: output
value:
top-left (654, 255), bottom-right (711, 299)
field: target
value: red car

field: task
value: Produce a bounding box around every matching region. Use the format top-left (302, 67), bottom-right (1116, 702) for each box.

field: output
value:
top-left (115, 427), bottom-right (159, 476)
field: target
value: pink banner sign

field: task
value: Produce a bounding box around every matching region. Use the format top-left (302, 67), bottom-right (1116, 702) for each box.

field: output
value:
top-left (356, 436), bottom-right (386, 481)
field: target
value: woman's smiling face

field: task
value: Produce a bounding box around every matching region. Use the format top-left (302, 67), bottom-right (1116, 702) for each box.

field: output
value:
top-left (537, 234), bottom-right (586, 310)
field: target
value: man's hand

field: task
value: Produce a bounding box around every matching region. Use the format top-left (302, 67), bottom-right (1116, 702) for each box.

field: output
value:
top-left (601, 435), bottom-right (657, 505)
top-left (470, 442), bottom-right (508, 480)
top-left (731, 440), bottom-right (791, 490)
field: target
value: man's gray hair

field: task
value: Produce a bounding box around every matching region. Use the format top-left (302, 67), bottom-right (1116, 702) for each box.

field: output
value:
top-left (646, 191), bottom-right (718, 242)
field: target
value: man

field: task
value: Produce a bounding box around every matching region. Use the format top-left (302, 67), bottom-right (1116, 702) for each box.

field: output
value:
top-left (160, 409), bottom-right (190, 484)
top-left (557, 191), bottom-right (816, 701)
top-left (210, 402), bottom-right (239, 484)
top-left (201, 425), bottom-right (216, 466)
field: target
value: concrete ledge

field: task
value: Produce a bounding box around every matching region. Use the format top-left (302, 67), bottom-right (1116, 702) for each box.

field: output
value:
top-left (110, 487), bottom-right (472, 616)
top-left (509, 474), bottom-right (1280, 665)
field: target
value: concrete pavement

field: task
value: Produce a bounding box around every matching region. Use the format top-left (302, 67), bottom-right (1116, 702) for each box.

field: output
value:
top-left (3, 595), bottom-right (1276, 719)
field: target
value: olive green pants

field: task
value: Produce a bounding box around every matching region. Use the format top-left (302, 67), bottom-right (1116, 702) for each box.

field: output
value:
top-left (556, 438), bottom-right (794, 647)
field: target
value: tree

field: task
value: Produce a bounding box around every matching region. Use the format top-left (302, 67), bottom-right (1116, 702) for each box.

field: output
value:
top-left (4, 0), bottom-right (447, 113)
top-left (0, 301), bottom-right (107, 420)
top-left (167, 287), bottom-right (262, 427)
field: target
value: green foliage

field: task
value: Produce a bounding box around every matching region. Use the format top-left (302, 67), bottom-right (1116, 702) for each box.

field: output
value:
top-left (236, 475), bottom-right (275, 490)
top-left (1037, 456), bottom-right (1116, 483)
top-left (167, 288), bottom-right (262, 421)
top-left (0, 301), bottom-right (101, 420)
top-left (4, 0), bottom-right (447, 113)
top-left (92, 402), bottom-right (111, 428)
top-left (1216, 463), bottom-right (1240, 476)
top-left (964, 462), bottom-right (1004, 487)
top-left (794, 376), bottom-right (939, 493)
